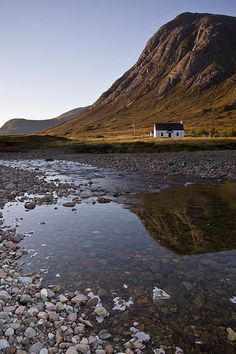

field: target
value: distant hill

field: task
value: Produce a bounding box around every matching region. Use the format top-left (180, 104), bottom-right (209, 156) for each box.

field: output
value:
top-left (42, 12), bottom-right (236, 137)
top-left (0, 107), bottom-right (87, 135)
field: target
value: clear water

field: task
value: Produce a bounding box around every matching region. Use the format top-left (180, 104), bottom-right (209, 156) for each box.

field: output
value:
top-left (1, 160), bottom-right (236, 353)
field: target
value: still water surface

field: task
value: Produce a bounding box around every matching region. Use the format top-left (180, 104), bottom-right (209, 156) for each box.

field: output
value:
top-left (2, 160), bottom-right (236, 353)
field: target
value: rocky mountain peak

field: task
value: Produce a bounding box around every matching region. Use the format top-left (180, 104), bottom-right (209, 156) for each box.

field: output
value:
top-left (41, 12), bottom-right (236, 137)
top-left (98, 12), bottom-right (236, 105)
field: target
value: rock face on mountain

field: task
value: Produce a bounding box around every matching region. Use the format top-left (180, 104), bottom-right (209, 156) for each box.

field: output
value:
top-left (43, 12), bottom-right (236, 137)
top-left (99, 12), bottom-right (235, 101)
top-left (0, 107), bottom-right (86, 135)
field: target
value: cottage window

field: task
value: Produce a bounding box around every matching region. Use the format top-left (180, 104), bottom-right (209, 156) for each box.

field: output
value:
top-left (161, 132), bottom-right (163, 137)
top-left (176, 132), bottom-right (179, 136)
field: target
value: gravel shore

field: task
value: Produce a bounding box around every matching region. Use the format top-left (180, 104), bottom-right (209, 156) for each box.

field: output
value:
top-left (66, 150), bottom-right (236, 180)
top-left (0, 150), bottom-right (236, 180)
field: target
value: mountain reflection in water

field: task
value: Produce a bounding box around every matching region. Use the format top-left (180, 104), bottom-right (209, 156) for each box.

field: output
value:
top-left (130, 182), bottom-right (236, 254)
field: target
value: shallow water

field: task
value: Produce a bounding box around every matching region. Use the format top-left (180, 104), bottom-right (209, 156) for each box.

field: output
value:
top-left (2, 160), bottom-right (236, 353)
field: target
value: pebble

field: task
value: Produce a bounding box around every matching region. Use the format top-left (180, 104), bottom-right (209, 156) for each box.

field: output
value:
top-left (0, 339), bottom-right (10, 349)
top-left (19, 276), bottom-right (33, 285)
top-left (27, 306), bottom-right (39, 316)
top-left (24, 201), bottom-right (36, 210)
top-left (15, 306), bottom-right (26, 315)
top-left (63, 201), bottom-right (76, 207)
top-left (24, 327), bottom-right (37, 338)
top-left (71, 294), bottom-right (88, 304)
top-left (67, 312), bottom-right (78, 322)
top-left (5, 328), bottom-right (14, 336)
top-left (0, 290), bottom-right (11, 301)
top-left (19, 294), bottom-right (32, 304)
top-left (40, 288), bottom-right (48, 301)
top-left (39, 350), bottom-right (49, 354)
top-left (95, 306), bottom-right (109, 317)
top-left (227, 327), bottom-right (236, 341)
top-left (66, 346), bottom-right (78, 354)
top-left (29, 342), bottom-right (43, 354)
top-left (75, 344), bottom-right (89, 353)
top-left (59, 294), bottom-right (68, 303)
top-left (97, 196), bottom-right (111, 203)
top-left (6, 346), bottom-right (17, 354)
top-left (104, 344), bottom-right (114, 354)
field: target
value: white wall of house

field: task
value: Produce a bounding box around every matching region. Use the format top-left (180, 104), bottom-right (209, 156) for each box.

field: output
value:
top-left (153, 124), bottom-right (184, 138)
top-left (155, 130), bottom-right (184, 138)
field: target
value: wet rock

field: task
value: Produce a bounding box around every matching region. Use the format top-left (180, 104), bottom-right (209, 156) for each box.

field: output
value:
top-left (199, 331), bottom-right (215, 350)
top-left (5, 183), bottom-right (15, 190)
top-left (99, 329), bottom-right (111, 340)
top-left (94, 306), bottom-right (109, 317)
top-left (63, 202), bottom-right (76, 208)
top-left (71, 294), bottom-right (88, 305)
top-left (19, 276), bottom-right (33, 285)
top-left (74, 324), bottom-right (85, 334)
top-left (87, 297), bottom-right (99, 307)
top-left (97, 196), bottom-right (111, 203)
top-left (24, 201), bottom-right (36, 210)
top-left (227, 327), bottom-right (236, 342)
top-left (5, 241), bottom-right (17, 250)
top-left (49, 284), bottom-right (61, 293)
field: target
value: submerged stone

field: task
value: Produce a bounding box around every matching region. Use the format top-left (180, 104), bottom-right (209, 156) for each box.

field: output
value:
top-left (227, 327), bottom-right (236, 342)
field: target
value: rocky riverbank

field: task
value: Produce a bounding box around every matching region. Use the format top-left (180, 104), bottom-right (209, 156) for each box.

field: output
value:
top-left (1, 152), bottom-right (236, 353)
top-left (67, 150), bottom-right (236, 180)
top-left (0, 150), bottom-right (236, 180)
top-left (0, 165), bottom-right (158, 354)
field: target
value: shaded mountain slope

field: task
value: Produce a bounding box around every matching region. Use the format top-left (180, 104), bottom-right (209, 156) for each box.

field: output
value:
top-left (43, 12), bottom-right (236, 137)
top-left (0, 107), bottom-right (87, 135)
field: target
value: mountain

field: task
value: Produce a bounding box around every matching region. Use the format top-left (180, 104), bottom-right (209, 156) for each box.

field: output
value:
top-left (0, 107), bottom-right (87, 135)
top-left (43, 12), bottom-right (236, 137)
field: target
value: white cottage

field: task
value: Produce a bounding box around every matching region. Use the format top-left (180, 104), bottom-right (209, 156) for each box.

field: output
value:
top-left (153, 122), bottom-right (184, 138)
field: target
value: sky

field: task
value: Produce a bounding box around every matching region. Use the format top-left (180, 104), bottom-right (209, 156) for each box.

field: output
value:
top-left (0, 0), bottom-right (236, 125)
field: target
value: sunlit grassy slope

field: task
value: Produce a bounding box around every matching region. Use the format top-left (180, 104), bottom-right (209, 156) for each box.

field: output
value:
top-left (40, 82), bottom-right (236, 139)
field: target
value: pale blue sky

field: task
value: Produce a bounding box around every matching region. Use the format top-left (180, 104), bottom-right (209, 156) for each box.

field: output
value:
top-left (0, 0), bottom-right (236, 124)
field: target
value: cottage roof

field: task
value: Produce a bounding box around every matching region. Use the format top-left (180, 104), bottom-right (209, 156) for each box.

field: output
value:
top-left (155, 123), bottom-right (184, 130)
